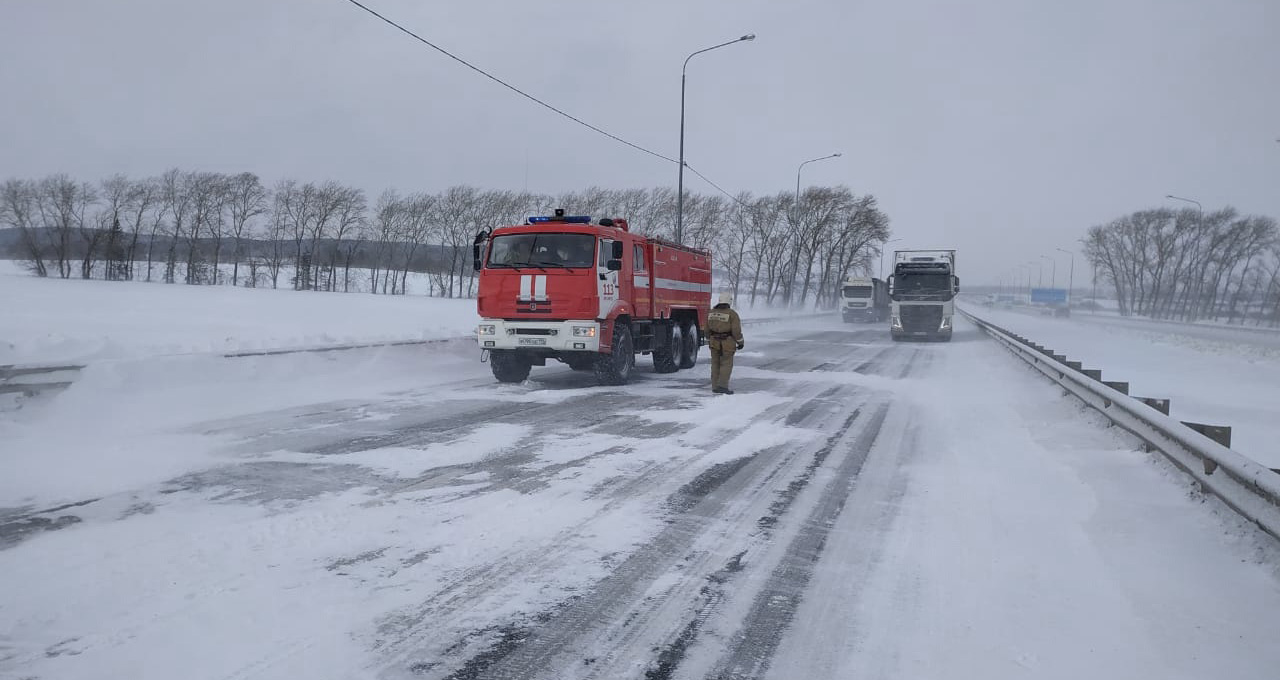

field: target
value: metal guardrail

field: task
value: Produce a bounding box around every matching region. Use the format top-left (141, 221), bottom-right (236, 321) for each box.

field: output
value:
top-left (0, 364), bottom-right (84, 397)
top-left (741, 312), bottom-right (830, 327)
top-left (960, 307), bottom-right (1280, 541)
top-left (963, 297), bottom-right (1280, 338)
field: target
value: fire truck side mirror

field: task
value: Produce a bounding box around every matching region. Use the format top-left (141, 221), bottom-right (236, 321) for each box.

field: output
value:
top-left (953, 276), bottom-right (960, 293)
top-left (472, 230), bottom-right (488, 271)
top-left (886, 275), bottom-right (894, 294)
top-left (611, 241), bottom-right (625, 259)
top-left (606, 259), bottom-right (623, 272)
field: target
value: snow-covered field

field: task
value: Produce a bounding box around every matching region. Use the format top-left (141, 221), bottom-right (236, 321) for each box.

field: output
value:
top-left (963, 304), bottom-right (1280, 469)
top-left (3, 312), bottom-right (1280, 679)
top-left (0, 260), bottom-right (480, 365)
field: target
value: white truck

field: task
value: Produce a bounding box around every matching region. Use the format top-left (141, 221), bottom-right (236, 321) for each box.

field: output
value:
top-left (840, 276), bottom-right (889, 323)
top-left (888, 249), bottom-right (958, 341)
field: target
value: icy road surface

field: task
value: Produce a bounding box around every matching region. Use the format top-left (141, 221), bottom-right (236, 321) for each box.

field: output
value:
top-left (2, 319), bottom-right (1279, 680)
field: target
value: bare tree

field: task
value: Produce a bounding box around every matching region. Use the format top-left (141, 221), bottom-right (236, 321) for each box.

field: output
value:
top-left (4, 172), bottom-right (917, 313)
top-left (264, 203), bottom-right (288, 289)
top-left (34, 174), bottom-right (96, 279)
top-left (368, 189), bottom-right (405, 294)
top-left (822, 194), bottom-right (889, 308)
top-left (305, 181), bottom-right (344, 291)
top-left (183, 172), bottom-right (228, 285)
top-left (119, 177), bottom-right (160, 281)
top-left (95, 174), bottom-right (135, 280)
top-left (715, 192), bottom-right (757, 303)
top-left (159, 169), bottom-right (195, 284)
top-left (400, 193), bottom-right (438, 295)
top-left (326, 185), bottom-right (366, 292)
top-left (1085, 205), bottom-right (1280, 325)
top-left (226, 172), bottom-right (268, 286)
top-left (0, 179), bottom-right (47, 276)
top-left (273, 179), bottom-right (318, 290)
top-left (435, 186), bottom-right (479, 297)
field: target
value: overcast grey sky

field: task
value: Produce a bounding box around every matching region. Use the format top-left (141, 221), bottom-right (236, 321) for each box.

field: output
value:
top-left (2, 0), bottom-right (1276, 284)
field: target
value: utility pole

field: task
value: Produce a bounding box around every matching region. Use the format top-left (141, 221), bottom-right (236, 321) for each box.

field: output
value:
top-left (1056, 247), bottom-right (1074, 306)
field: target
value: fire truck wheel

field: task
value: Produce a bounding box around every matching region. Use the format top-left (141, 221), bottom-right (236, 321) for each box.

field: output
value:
top-left (652, 323), bottom-right (681, 374)
top-left (678, 321), bottom-right (699, 369)
top-left (489, 350), bottom-right (532, 383)
top-left (594, 323), bottom-right (634, 386)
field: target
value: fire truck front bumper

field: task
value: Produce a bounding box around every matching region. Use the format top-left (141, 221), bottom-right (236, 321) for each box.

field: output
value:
top-left (477, 320), bottom-right (602, 353)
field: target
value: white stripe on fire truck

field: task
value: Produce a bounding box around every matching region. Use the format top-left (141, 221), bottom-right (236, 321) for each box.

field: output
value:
top-left (519, 274), bottom-right (532, 300)
top-left (652, 278), bottom-right (712, 293)
top-left (633, 275), bottom-right (650, 288)
top-left (534, 275), bottom-right (548, 301)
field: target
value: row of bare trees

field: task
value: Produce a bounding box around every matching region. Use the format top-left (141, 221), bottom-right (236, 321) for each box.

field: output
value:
top-left (2, 171), bottom-right (891, 307)
top-left (1, 171), bottom-right (277, 287)
top-left (1083, 206), bottom-right (1280, 325)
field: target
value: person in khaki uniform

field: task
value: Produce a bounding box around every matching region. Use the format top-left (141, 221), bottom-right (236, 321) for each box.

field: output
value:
top-left (706, 292), bottom-right (744, 394)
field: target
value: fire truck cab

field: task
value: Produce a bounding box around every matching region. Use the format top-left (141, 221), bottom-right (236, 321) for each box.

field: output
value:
top-left (473, 210), bottom-right (712, 385)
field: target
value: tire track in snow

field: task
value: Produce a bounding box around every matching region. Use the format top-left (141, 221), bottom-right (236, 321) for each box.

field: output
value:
top-left (369, 371), bottom-right (871, 679)
top-left (412, 388), bottom-right (879, 680)
top-left (706, 402), bottom-right (890, 679)
top-left (389, 379), bottom-right (875, 680)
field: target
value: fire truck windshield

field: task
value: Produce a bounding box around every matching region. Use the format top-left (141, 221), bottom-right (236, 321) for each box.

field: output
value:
top-left (487, 233), bottom-right (596, 269)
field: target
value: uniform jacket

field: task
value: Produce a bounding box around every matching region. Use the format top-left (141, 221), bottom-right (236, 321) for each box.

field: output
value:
top-left (706, 304), bottom-right (743, 343)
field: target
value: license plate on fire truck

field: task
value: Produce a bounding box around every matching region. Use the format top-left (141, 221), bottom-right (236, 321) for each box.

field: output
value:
top-left (518, 337), bottom-right (546, 346)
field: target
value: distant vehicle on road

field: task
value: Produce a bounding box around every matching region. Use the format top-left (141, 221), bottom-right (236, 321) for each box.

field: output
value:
top-left (840, 276), bottom-right (889, 323)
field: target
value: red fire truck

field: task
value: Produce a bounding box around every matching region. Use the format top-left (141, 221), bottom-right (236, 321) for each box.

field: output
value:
top-left (472, 209), bottom-right (712, 385)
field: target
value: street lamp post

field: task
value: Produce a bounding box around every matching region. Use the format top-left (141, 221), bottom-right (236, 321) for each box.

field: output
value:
top-left (1166, 194), bottom-right (1203, 221)
top-left (796, 153), bottom-right (841, 202)
top-left (879, 237), bottom-right (902, 279)
top-left (1041, 254), bottom-right (1055, 288)
top-left (676, 34), bottom-right (755, 244)
top-left (1091, 260), bottom-right (1098, 313)
top-left (1056, 247), bottom-right (1074, 306)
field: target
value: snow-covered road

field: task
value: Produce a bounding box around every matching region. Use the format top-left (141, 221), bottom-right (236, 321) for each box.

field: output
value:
top-left (2, 319), bottom-right (1278, 680)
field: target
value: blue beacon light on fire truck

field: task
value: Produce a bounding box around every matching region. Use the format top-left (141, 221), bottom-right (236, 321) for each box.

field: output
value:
top-left (527, 215), bottom-right (593, 224)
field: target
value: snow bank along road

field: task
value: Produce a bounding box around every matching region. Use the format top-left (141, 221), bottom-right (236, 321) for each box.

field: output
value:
top-left (3, 318), bottom-right (1280, 680)
top-left (963, 303), bottom-right (1280, 470)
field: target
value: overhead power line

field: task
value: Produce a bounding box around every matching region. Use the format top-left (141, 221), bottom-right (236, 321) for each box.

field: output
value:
top-left (340, 0), bottom-right (749, 207)
top-left (342, 0), bottom-right (675, 164)
top-left (684, 164), bottom-right (749, 207)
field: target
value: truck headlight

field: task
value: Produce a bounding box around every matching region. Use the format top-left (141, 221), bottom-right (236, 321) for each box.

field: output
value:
top-left (478, 324), bottom-right (496, 336)
top-left (572, 326), bottom-right (597, 338)
top-left (891, 316), bottom-right (902, 330)
top-left (940, 316), bottom-right (952, 330)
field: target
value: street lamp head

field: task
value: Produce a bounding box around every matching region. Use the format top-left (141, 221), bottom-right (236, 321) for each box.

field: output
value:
top-left (832, 153), bottom-right (843, 157)
top-left (740, 34), bottom-right (756, 41)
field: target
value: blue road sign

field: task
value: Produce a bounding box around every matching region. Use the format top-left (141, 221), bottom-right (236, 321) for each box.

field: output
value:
top-left (1030, 288), bottom-right (1068, 304)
